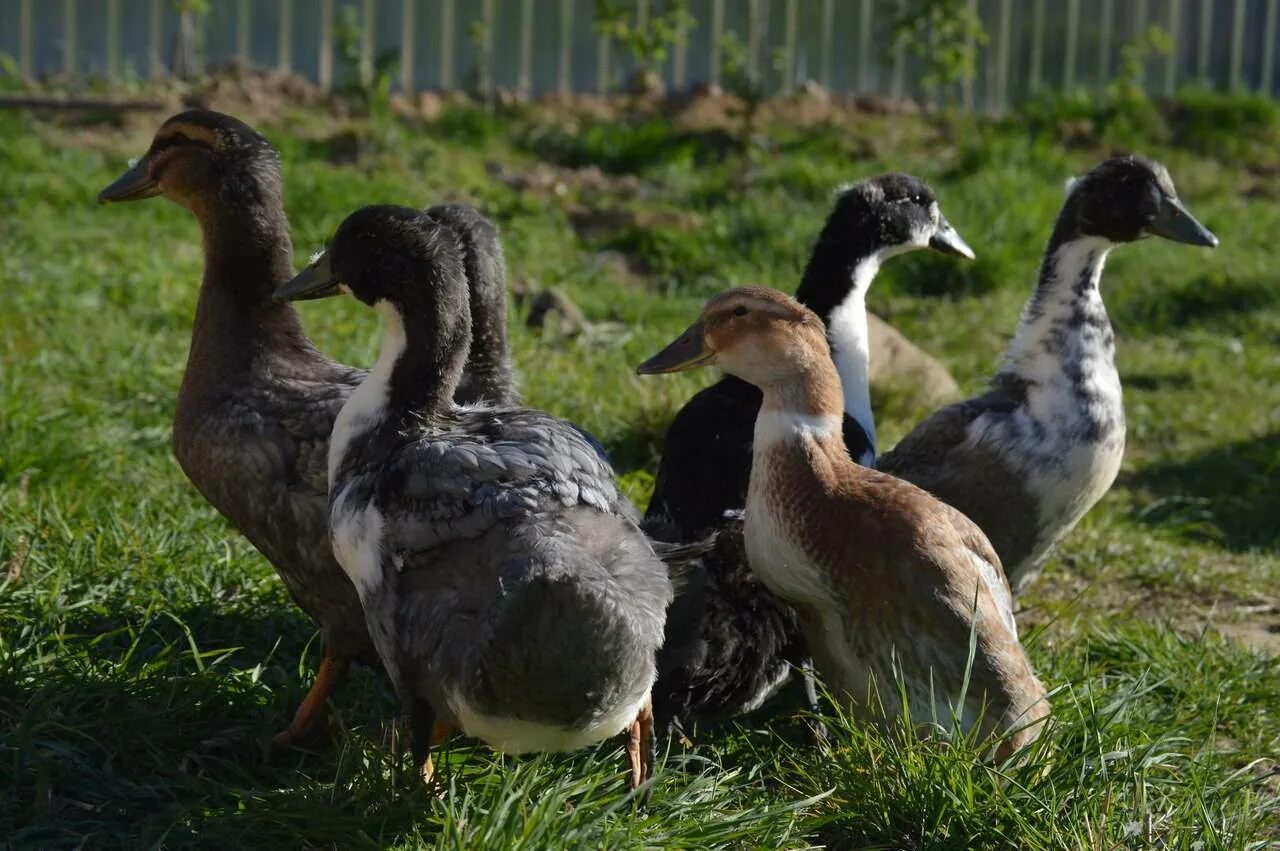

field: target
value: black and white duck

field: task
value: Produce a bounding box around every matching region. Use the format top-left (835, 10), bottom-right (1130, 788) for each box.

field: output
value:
top-left (877, 156), bottom-right (1218, 593)
top-left (645, 175), bottom-right (974, 735)
top-left (639, 287), bottom-right (1049, 761)
top-left (98, 110), bottom-right (516, 744)
top-left (274, 205), bottom-right (673, 787)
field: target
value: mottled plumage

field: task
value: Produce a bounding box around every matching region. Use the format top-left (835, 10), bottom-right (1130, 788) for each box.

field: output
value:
top-left (647, 175), bottom-right (974, 733)
top-left (640, 288), bottom-right (1048, 760)
top-left (282, 205), bottom-right (671, 786)
top-left (878, 157), bottom-right (1217, 592)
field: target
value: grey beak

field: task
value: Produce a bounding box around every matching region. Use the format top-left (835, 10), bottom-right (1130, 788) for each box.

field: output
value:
top-left (273, 251), bottom-right (342, 303)
top-left (928, 216), bottom-right (977, 260)
top-left (98, 156), bottom-right (160, 203)
top-left (1147, 196), bottom-right (1218, 248)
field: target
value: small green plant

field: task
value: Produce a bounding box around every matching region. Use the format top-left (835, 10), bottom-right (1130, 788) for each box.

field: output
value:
top-left (331, 5), bottom-right (398, 120)
top-left (717, 31), bottom-right (765, 140)
top-left (594, 0), bottom-right (695, 92)
top-left (887, 0), bottom-right (987, 107)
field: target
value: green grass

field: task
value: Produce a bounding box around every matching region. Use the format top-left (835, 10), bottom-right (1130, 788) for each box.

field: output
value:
top-left (1, 94), bottom-right (1277, 849)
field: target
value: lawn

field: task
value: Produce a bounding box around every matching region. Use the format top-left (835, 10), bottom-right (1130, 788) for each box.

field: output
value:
top-left (1, 82), bottom-right (1277, 849)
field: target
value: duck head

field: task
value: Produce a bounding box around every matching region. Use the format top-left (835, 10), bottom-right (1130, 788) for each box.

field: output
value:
top-left (638, 287), bottom-right (829, 390)
top-left (98, 109), bottom-right (282, 214)
top-left (1054, 156), bottom-right (1218, 248)
top-left (825, 173), bottom-right (975, 261)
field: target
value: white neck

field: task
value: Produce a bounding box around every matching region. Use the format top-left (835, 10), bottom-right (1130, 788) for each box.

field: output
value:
top-left (1002, 236), bottom-right (1114, 379)
top-left (824, 256), bottom-right (880, 458)
top-left (329, 302), bottom-right (404, 484)
top-left (753, 407), bottom-right (842, 449)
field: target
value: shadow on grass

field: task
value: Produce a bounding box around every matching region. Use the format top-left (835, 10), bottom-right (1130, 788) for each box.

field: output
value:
top-left (1121, 430), bottom-right (1280, 551)
top-left (1110, 269), bottom-right (1280, 335)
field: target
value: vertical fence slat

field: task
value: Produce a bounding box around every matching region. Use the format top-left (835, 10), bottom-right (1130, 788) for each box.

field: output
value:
top-left (359, 0), bottom-right (373, 85)
top-left (440, 0), bottom-right (455, 90)
top-left (399, 0), bottom-right (414, 94)
top-left (482, 0), bottom-right (494, 96)
top-left (1230, 0), bottom-right (1245, 90)
top-left (19, 0), bottom-right (32, 79)
top-left (1099, 0), bottom-right (1113, 85)
top-left (278, 0), bottom-right (294, 73)
top-left (1164, 0), bottom-right (1181, 95)
top-left (519, 0), bottom-right (533, 97)
top-left (782, 0), bottom-right (797, 93)
top-left (962, 0), bottom-right (976, 108)
top-left (1197, 0), bottom-right (1212, 80)
top-left (858, 0), bottom-right (873, 92)
top-left (996, 0), bottom-right (1012, 113)
top-left (558, 0), bottom-right (573, 95)
top-left (1264, 0), bottom-right (1278, 94)
top-left (709, 0), bottom-right (723, 87)
top-left (597, 6), bottom-right (611, 92)
top-left (1135, 0), bottom-right (1148, 35)
top-left (149, 0), bottom-right (163, 77)
top-left (63, 0), bottom-right (76, 78)
top-left (318, 0), bottom-right (333, 92)
top-left (747, 0), bottom-right (761, 84)
top-left (673, 5), bottom-right (688, 89)
top-left (106, 0), bottom-right (120, 80)
top-left (1030, 0), bottom-right (1045, 94)
top-left (820, 0), bottom-right (834, 89)
top-left (1065, 0), bottom-right (1079, 91)
top-left (237, 0), bottom-right (250, 65)
top-left (891, 0), bottom-right (905, 102)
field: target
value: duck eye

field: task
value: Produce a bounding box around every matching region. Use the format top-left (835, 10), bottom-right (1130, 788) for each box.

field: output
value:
top-left (733, 306), bottom-right (748, 317)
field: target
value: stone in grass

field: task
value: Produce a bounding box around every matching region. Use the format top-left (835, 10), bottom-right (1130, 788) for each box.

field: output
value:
top-left (867, 313), bottom-right (960, 406)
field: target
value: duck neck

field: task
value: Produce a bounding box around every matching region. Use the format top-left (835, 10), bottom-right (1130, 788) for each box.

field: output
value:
top-left (330, 298), bottom-right (469, 480)
top-left (465, 274), bottom-right (516, 405)
top-left (751, 360), bottom-right (848, 465)
top-left (188, 191), bottom-right (312, 372)
top-left (1001, 234), bottom-right (1116, 380)
top-left (794, 233), bottom-right (886, 456)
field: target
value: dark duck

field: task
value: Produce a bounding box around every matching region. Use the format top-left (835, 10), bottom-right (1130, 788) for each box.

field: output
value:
top-left (645, 174), bottom-right (975, 735)
top-left (878, 156), bottom-right (1218, 593)
top-left (98, 109), bottom-right (516, 744)
top-left (274, 206), bottom-right (672, 787)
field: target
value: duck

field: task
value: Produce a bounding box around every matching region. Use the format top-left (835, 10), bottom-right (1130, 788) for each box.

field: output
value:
top-left (638, 287), bottom-right (1050, 760)
top-left (97, 109), bottom-right (517, 744)
top-left (273, 205), bottom-right (673, 787)
top-left (876, 156), bottom-right (1219, 593)
top-left (645, 175), bottom-right (975, 735)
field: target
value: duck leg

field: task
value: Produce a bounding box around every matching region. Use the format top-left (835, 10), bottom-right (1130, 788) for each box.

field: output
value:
top-left (273, 652), bottom-right (349, 746)
top-left (625, 696), bottom-right (656, 789)
top-left (800, 660), bottom-right (830, 745)
top-left (408, 700), bottom-right (439, 784)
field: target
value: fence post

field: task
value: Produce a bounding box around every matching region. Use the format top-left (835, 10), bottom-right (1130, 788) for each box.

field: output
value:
top-left (820, 0), bottom-right (834, 89)
top-left (1264, 0), bottom-right (1278, 95)
top-left (278, 0), bottom-right (293, 73)
top-left (400, 0), bottom-right (414, 94)
top-left (962, 0), bottom-right (976, 109)
top-left (782, 0), bottom-right (798, 93)
top-left (482, 0), bottom-right (495, 96)
top-left (1163, 0), bottom-right (1180, 95)
top-left (19, 0), bottom-right (32, 79)
top-left (597, 9), bottom-right (611, 93)
top-left (709, 0), bottom-right (723, 88)
top-left (1065, 0), bottom-right (1079, 91)
top-left (859, 0), bottom-right (873, 93)
top-left (318, 0), bottom-right (333, 92)
top-left (63, 0), bottom-right (76, 78)
top-left (238, 0), bottom-right (252, 65)
top-left (106, 0), bottom-right (120, 80)
top-left (673, 4), bottom-right (689, 90)
top-left (360, 0), bottom-right (373, 85)
top-left (1098, 0), bottom-right (1112, 85)
top-left (1197, 0), bottom-right (1212, 81)
top-left (996, 0), bottom-right (1011, 113)
top-left (149, 0), bottom-right (163, 78)
top-left (747, 0), bottom-right (761, 85)
top-left (558, 0), bottom-right (573, 95)
top-left (1230, 0), bottom-right (1245, 90)
top-left (891, 0), bottom-right (906, 102)
top-left (1135, 0), bottom-right (1147, 36)
top-left (440, 0), bottom-right (455, 90)
top-left (1029, 0), bottom-right (1045, 94)
top-left (518, 0), bottom-right (533, 98)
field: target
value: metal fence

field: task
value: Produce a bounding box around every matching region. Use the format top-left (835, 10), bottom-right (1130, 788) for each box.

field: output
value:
top-left (2, 1), bottom-right (1277, 111)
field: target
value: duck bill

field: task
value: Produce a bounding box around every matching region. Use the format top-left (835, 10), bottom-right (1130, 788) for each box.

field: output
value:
top-left (1147, 196), bottom-right (1218, 248)
top-left (273, 252), bottom-right (343, 302)
top-left (98, 157), bottom-right (160, 203)
top-left (928, 216), bottom-right (976, 260)
top-left (637, 321), bottom-right (714, 375)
